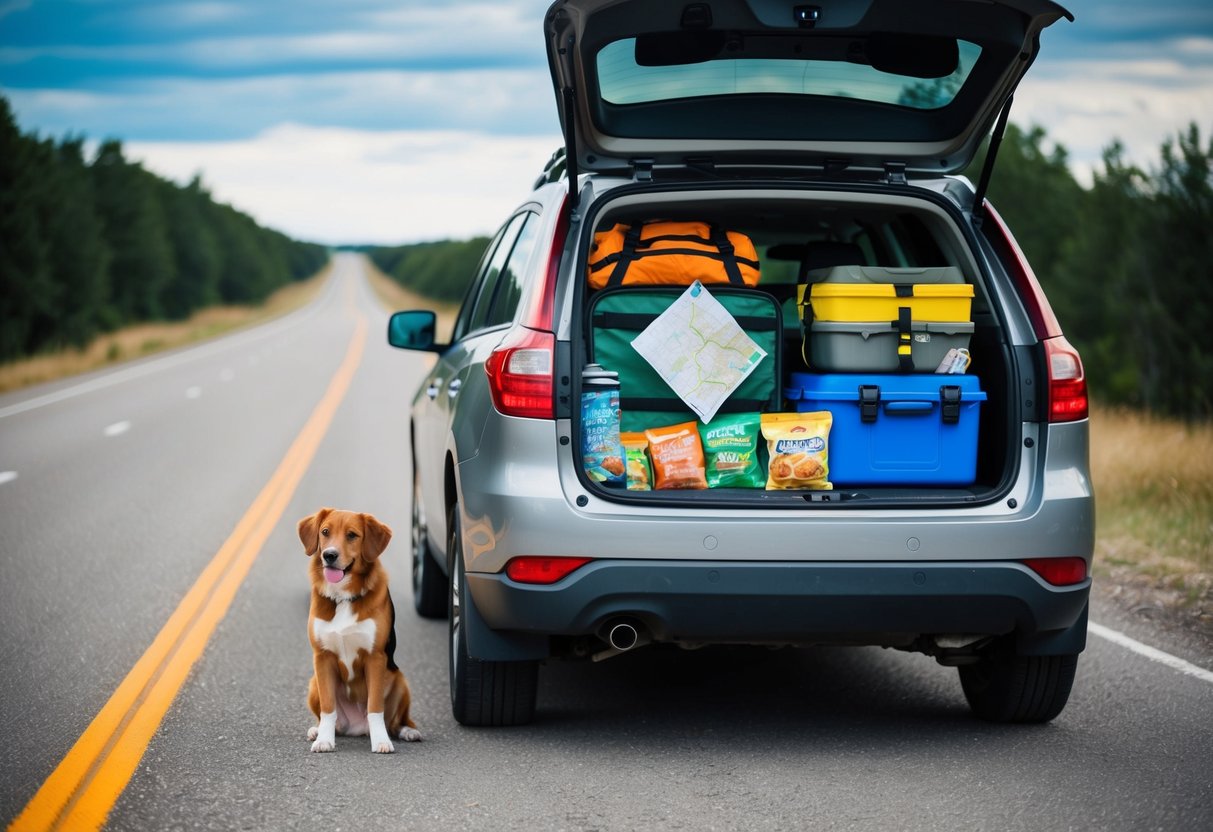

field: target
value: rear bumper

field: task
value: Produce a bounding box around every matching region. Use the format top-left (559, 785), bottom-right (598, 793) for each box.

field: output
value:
top-left (466, 559), bottom-right (1090, 654)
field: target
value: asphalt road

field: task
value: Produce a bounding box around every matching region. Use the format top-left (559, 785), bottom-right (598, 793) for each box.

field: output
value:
top-left (1, 254), bottom-right (1210, 832)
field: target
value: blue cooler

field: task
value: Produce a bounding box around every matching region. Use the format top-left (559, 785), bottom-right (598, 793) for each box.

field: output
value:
top-left (784, 373), bottom-right (987, 486)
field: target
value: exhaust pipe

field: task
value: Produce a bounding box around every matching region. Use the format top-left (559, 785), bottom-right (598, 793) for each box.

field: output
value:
top-left (592, 618), bottom-right (649, 662)
top-left (608, 621), bottom-right (639, 651)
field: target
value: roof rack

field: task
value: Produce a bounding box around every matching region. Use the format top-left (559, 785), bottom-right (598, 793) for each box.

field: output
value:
top-left (533, 147), bottom-right (567, 190)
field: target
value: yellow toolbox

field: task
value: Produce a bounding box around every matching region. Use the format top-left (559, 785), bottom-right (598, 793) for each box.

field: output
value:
top-left (796, 266), bottom-right (974, 373)
top-left (801, 282), bottom-right (974, 323)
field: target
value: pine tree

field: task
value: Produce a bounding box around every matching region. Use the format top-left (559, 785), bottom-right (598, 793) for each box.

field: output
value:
top-left (0, 100), bottom-right (55, 359)
top-left (91, 140), bottom-right (175, 324)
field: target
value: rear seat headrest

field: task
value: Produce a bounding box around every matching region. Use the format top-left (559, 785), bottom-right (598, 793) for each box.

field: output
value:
top-left (799, 241), bottom-right (865, 283)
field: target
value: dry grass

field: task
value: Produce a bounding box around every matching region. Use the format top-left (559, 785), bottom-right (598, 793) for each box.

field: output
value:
top-left (0, 263), bottom-right (332, 394)
top-left (0, 257), bottom-right (457, 394)
top-left (1090, 405), bottom-right (1213, 607)
top-left (363, 259), bottom-right (459, 342)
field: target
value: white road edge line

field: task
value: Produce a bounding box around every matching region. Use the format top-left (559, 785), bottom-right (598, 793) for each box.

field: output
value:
top-left (0, 471), bottom-right (17, 485)
top-left (1089, 621), bottom-right (1213, 684)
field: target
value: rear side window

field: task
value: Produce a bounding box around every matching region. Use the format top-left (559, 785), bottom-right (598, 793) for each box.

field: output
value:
top-left (483, 213), bottom-right (540, 329)
top-left (453, 223), bottom-right (510, 342)
top-left (466, 213), bottom-right (529, 334)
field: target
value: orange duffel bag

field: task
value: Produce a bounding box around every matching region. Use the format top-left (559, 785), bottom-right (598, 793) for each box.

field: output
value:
top-left (586, 221), bottom-right (761, 290)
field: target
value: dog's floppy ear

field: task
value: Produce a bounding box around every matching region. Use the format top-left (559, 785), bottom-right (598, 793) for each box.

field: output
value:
top-left (361, 513), bottom-right (393, 562)
top-left (298, 508), bottom-right (332, 556)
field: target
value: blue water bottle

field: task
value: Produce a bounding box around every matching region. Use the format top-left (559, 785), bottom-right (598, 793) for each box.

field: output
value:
top-left (580, 363), bottom-right (625, 487)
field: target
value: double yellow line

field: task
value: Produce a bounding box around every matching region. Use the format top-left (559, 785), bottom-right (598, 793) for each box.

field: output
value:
top-left (10, 313), bottom-right (369, 832)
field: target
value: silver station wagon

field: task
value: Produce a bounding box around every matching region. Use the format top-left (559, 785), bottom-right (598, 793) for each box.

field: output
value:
top-left (389, 0), bottom-right (1092, 727)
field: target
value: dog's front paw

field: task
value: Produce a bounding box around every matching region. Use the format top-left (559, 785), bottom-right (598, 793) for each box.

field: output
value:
top-left (372, 739), bottom-right (396, 754)
top-left (311, 711), bottom-right (337, 752)
top-left (398, 726), bottom-right (422, 742)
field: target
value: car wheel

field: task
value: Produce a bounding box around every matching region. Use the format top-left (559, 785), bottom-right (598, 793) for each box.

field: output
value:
top-left (959, 641), bottom-right (1079, 723)
top-left (448, 508), bottom-right (538, 726)
top-left (411, 467), bottom-right (446, 618)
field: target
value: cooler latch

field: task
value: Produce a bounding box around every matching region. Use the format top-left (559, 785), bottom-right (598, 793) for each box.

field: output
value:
top-left (859, 385), bottom-right (881, 423)
top-left (940, 385), bottom-right (961, 424)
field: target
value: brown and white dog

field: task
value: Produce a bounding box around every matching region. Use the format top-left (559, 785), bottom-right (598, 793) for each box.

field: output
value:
top-left (298, 507), bottom-right (421, 753)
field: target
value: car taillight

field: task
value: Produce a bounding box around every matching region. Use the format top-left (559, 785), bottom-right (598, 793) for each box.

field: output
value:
top-left (505, 556), bottom-right (593, 584)
top-left (1022, 557), bottom-right (1088, 586)
top-left (485, 327), bottom-right (555, 419)
top-left (983, 202), bottom-right (1089, 423)
top-left (1044, 336), bottom-right (1088, 422)
top-left (982, 202), bottom-right (1062, 339)
top-left (519, 193), bottom-right (568, 332)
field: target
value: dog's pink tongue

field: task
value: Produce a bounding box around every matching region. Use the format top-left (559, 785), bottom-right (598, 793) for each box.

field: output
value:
top-left (323, 567), bottom-right (345, 584)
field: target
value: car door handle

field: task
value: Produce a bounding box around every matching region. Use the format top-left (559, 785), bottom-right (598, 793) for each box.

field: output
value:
top-left (447, 378), bottom-right (463, 398)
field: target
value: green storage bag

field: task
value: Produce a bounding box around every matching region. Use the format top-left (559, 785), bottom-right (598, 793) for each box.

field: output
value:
top-left (587, 286), bottom-right (782, 432)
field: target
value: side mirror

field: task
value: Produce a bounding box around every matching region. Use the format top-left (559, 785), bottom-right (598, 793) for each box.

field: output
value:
top-left (387, 310), bottom-right (441, 352)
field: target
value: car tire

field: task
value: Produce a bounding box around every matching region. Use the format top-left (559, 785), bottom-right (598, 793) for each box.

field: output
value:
top-left (959, 641), bottom-right (1078, 723)
top-left (448, 508), bottom-right (538, 726)
top-left (411, 467), bottom-right (447, 619)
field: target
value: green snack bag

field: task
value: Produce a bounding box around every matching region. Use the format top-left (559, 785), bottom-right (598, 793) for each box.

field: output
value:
top-left (698, 413), bottom-right (764, 488)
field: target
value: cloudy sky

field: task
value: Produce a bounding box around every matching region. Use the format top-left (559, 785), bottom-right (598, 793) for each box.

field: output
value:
top-left (2, 0), bottom-right (1211, 246)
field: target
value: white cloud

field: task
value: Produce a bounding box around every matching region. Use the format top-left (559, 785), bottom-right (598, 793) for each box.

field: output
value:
top-left (1014, 51), bottom-right (1213, 183)
top-left (126, 123), bottom-right (561, 245)
top-left (0, 4), bottom-right (539, 71)
top-left (162, 27), bottom-right (535, 70)
top-left (5, 66), bottom-right (558, 138)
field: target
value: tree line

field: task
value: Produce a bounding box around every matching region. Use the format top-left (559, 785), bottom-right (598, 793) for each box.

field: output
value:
top-left (365, 237), bottom-right (491, 305)
top-left (972, 122), bottom-right (1213, 420)
top-left (0, 97), bottom-right (328, 363)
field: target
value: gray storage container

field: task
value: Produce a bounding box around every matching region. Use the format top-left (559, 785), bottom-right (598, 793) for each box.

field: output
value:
top-left (803, 265), bottom-right (965, 286)
top-left (808, 320), bottom-right (974, 373)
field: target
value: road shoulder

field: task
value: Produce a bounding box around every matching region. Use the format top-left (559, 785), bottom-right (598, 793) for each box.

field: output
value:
top-left (1090, 569), bottom-right (1213, 672)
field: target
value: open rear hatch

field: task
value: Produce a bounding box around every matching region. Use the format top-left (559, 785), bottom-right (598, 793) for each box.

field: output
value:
top-left (545, 0), bottom-right (1071, 179)
top-left (550, 0), bottom-right (1070, 507)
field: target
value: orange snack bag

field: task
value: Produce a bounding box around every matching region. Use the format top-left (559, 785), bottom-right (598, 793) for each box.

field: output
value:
top-left (644, 421), bottom-right (708, 490)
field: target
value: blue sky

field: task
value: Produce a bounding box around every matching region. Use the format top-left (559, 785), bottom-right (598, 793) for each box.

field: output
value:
top-left (2, 0), bottom-right (1211, 245)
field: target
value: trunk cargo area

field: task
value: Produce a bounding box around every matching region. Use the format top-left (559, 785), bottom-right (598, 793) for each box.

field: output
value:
top-left (572, 185), bottom-right (1021, 507)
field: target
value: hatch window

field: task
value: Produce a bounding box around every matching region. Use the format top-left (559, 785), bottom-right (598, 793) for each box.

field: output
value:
top-left (596, 36), bottom-right (982, 111)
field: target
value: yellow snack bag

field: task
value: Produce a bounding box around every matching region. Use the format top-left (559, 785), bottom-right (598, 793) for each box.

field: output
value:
top-left (644, 421), bottom-right (708, 490)
top-left (620, 431), bottom-right (653, 491)
top-left (761, 411), bottom-right (833, 490)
